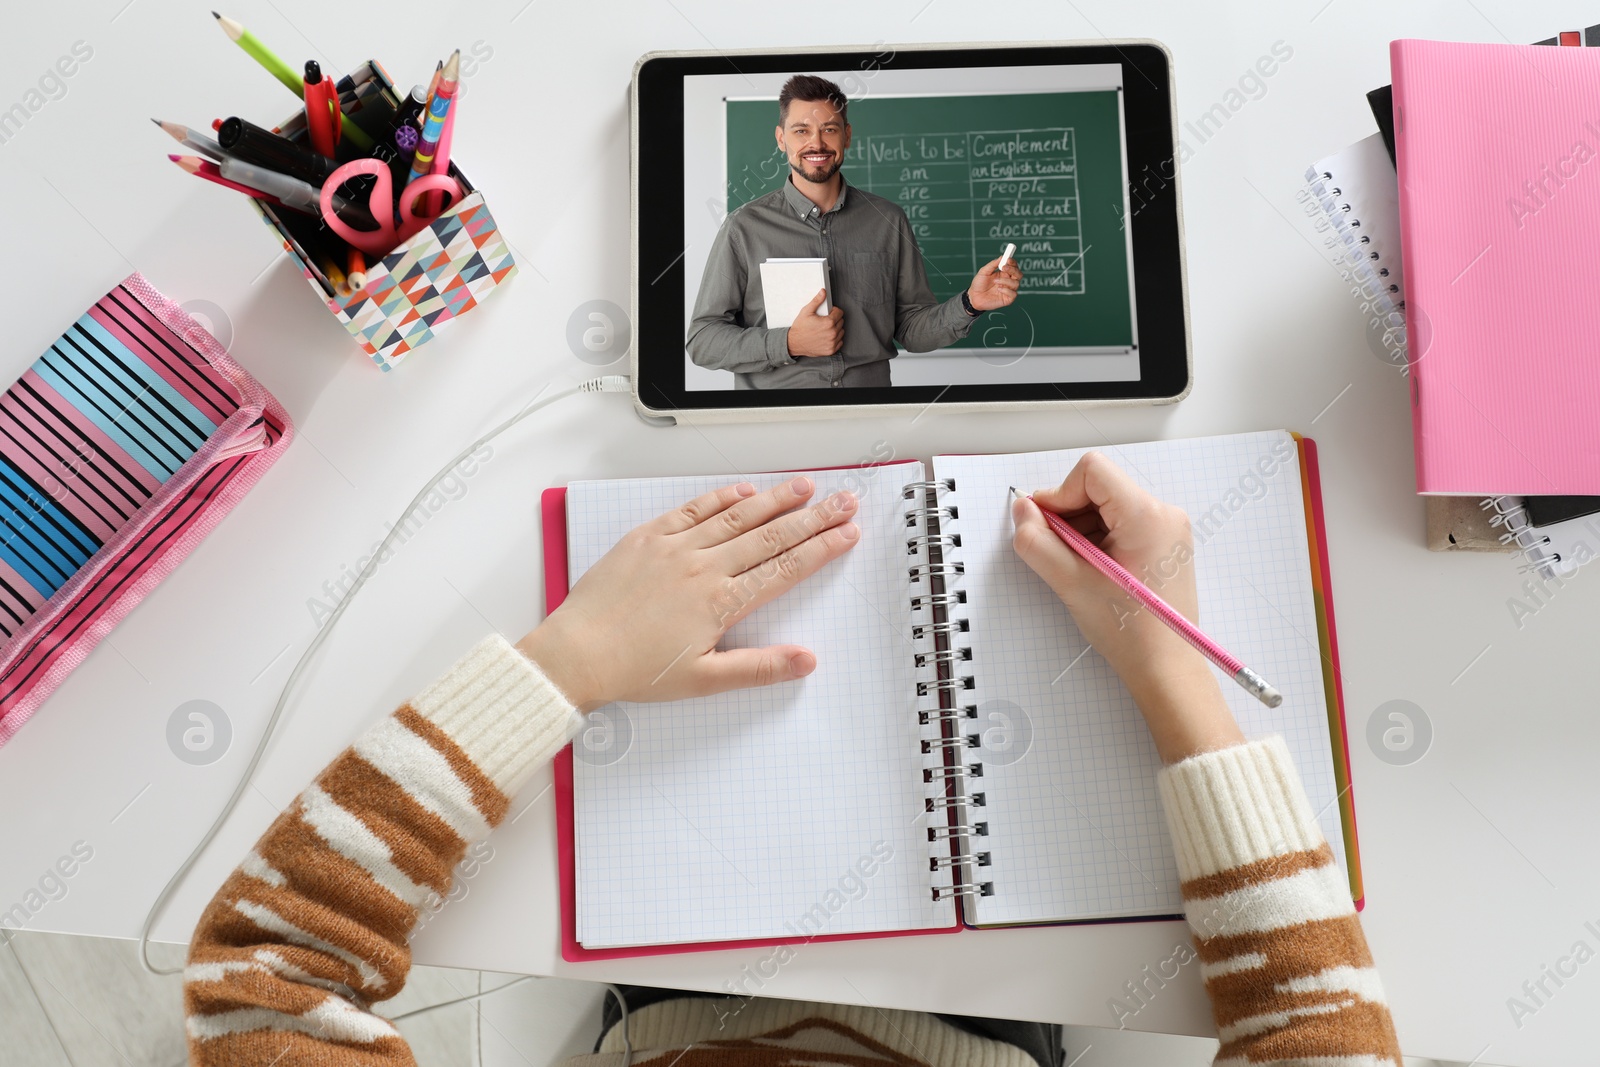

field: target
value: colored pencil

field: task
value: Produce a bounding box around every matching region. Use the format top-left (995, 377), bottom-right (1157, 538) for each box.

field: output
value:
top-left (211, 10), bottom-right (373, 149)
top-left (397, 62), bottom-right (442, 179)
top-left (211, 11), bottom-right (298, 93)
top-left (427, 86), bottom-right (458, 215)
top-left (316, 251), bottom-right (350, 296)
top-left (406, 50), bottom-right (459, 214)
top-left (169, 154), bottom-right (281, 203)
top-left (423, 60), bottom-right (442, 106)
top-left (153, 118), bottom-right (225, 162)
top-left (346, 247), bottom-right (367, 291)
top-left (1011, 487), bottom-right (1284, 707)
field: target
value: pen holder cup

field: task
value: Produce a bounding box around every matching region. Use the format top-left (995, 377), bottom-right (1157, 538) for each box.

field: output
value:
top-left (251, 186), bottom-right (517, 372)
top-left (245, 59), bottom-right (516, 371)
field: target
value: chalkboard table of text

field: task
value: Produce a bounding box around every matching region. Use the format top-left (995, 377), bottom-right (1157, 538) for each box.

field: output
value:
top-left (852, 127), bottom-right (1086, 296)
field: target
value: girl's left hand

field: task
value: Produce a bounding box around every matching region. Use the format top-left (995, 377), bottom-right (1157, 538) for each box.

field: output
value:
top-left (516, 476), bottom-right (859, 711)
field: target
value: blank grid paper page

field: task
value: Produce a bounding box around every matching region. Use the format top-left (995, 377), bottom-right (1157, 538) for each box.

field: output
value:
top-left (935, 432), bottom-right (1345, 925)
top-left (566, 463), bottom-right (952, 948)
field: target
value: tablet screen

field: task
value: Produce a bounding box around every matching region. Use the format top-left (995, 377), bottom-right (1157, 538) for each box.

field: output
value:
top-left (635, 44), bottom-right (1186, 414)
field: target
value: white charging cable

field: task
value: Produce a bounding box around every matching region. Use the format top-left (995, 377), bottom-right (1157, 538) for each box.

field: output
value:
top-left (139, 374), bottom-right (633, 1055)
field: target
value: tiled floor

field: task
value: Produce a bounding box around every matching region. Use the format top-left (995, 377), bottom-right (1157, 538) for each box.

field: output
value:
top-left (3, 931), bottom-right (190, 1067)
top-left (2, 930), bottom-right (1469, 1067)
top-left (0, 931), bottom-right (608, 1067)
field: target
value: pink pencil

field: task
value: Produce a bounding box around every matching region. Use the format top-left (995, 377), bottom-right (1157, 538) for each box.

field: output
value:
top-left (1012, 488), bottom-right (1283, 707)
top-left (427, 90), bottom-right (457, 216)
top-left (168, 154), bottom-right (283, 205)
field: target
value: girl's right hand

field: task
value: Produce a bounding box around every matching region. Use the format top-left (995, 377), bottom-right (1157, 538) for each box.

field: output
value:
top-left (1010, 452), bottom-right (1244, 762)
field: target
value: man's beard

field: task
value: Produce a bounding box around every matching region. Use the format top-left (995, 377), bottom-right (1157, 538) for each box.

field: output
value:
top-left (790, 155), bottom-right (842, 184)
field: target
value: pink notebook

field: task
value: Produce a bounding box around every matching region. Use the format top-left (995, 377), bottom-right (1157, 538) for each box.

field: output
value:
top-left (1391, 39), bottom-right (1600, 494)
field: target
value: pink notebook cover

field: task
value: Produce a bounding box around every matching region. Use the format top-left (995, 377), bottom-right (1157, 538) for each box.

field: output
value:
top-left (1391, 39), bottom-right (1600, 494)
top-left (540, 468), bottom-right (962, 962)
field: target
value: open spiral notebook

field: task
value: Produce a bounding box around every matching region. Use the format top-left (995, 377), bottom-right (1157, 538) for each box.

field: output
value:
top-left (541, 430), bottom-right (1360, 958)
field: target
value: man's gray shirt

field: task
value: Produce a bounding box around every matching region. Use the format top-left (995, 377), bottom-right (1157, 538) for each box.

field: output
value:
top-left (686, 175), bottom-right (976, 389)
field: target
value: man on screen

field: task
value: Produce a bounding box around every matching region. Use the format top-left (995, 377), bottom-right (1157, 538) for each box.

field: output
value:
top-left (687, 75), bottom-right (1023, 389)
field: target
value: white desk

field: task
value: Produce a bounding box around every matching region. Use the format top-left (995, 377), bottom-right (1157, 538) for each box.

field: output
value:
top-left (3, 2), bottom-right (1598, 1064)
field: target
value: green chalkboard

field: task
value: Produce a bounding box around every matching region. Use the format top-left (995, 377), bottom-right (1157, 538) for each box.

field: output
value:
top-left (725, 90), bottom-right (1135, 352)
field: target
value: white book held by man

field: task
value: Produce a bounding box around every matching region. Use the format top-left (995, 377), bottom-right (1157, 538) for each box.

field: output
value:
top-left (759, 257), bottom-right (832, 328)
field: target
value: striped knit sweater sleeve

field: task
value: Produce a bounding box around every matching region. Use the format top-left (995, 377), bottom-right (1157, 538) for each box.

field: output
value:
top-left (182, 634), bottom-right (583, 1066)
top-left (1156, 735), bottom-right (1403, 1066)
top-left (182, 630), bottom-right (1400, 1066)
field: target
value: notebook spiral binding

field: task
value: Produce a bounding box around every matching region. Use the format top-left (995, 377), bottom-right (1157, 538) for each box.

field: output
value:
top-left (1304, 168), bottom-right (1402, 303)
top-left (1302, 163), bottom-right (1407, 369)
top-left (1480, 496), bottom-right (1562, 576)
top-left (903, 478), bottom-right (994, 908)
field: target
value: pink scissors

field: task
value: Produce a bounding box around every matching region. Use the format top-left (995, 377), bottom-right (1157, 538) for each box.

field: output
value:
top-left (319, 157), bottom-right (465, 256)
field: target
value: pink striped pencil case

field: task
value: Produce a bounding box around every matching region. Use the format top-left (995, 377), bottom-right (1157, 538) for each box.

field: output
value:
top-left (0, 273), bottom-right (293, 746)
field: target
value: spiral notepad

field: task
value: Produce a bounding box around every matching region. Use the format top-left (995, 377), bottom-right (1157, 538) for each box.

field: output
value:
top-left (1479, 496), bottom-right (1599, 579)
top-left (552, 430), bottom-right (1358, 953)
top-left (1305, 133), bottom-right (1405, 341)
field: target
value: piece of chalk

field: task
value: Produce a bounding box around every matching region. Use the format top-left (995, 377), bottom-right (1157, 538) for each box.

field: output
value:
top-left (998, 242), bottom-right (1016, 270)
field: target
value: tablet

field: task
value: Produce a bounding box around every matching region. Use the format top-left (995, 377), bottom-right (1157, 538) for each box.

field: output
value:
top-left (630, 41), bottom-right (1190, 424)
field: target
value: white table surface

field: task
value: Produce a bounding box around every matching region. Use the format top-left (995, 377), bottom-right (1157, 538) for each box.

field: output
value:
top-left (3, 2), bottom-right (1598, 1064)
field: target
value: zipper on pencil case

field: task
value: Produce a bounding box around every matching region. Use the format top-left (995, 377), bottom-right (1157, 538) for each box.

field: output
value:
top-left (206, 422), bottom-right (271, 464)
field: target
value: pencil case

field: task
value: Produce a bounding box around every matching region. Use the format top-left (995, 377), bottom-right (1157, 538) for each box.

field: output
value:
top-left (0, 274), bottom-right (292, 747)
top-left (247, 59), bottom-right (518, 372)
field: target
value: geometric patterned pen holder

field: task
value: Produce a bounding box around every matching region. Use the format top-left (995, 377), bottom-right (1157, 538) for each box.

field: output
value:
top-left (242, 57), bottom-right (517, 372)
top-left (251, 187), bottom-right (518, 373)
